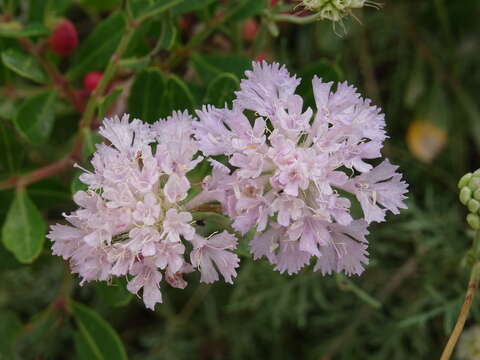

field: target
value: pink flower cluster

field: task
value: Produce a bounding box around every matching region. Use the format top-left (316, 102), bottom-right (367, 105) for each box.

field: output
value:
top-left (192, 62), bottom-right (407, 276)
top-left (48, 61), bottom-right (408, 310)
top-left (48, 113), bottom-right (239, 309)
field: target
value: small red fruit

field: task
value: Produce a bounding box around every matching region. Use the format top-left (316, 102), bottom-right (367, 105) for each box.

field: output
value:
top-left (270, 0), bottom-right (279, 6)
top-left (83, 71), bottom-right (103, 93)
top-left (48, 19), bottom-right (78, 56)
top-left (242, 18), bottom-right (259, 43)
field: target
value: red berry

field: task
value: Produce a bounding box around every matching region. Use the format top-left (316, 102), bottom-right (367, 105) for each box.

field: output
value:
top-left (242, 18), bottom-right (259, 43)
top-left (48, 19), bottom-right (78, 56)
top-left (270, 0), bottom-right (279, 6)
top-left (83, 71), bottom-right (103, 92)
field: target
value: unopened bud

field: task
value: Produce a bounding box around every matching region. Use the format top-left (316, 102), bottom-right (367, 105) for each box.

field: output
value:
top-left (458, 173), bottom-right (473, 189)
top-left (469, 177), bottom-right (480, 191)
top-left (468, 199), bottom-right (480, 214)
top-left (460, 187), bottom-right (473, 205)
top-left (83, 71), bottom-right (103, 93)
top-left (467, 213), bottom-right (480, 230)
top-left (49, 19), bottom-right (78, 56)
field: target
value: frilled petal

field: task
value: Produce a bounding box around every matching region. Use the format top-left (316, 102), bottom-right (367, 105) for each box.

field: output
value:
top-left (314, 221), bottom-right (369, 276)
top-left (190, 232), bottom-right (239, 284)
top-left (235, 61), bottom-right (300, 118)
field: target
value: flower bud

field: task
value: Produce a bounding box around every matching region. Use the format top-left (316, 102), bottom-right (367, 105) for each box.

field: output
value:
top-left (83, 71), bottom-right (103, 93)
top-left (468, 199), bottom-right (480, 214)
top-left (460, 187), bottom-right (473, 205)
top-left (467, 214), bottom-right (480, 230)
top-left (474, 189), bottom-right (480, 201)
top-left (458, 173), bottom-right (472, 189)
top-left (48, 19), bottom-right (78, 56)
top-left (469, 177), bottom-right (480, 191)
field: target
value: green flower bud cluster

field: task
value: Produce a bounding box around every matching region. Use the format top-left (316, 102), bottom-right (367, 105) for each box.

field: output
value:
top-left (458, 170), bottom-right (480, 230)
top-left (300, 0), bottom-right (380, 22)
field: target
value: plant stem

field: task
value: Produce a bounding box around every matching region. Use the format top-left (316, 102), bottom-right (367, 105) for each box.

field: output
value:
top-left (17, 38), bottom-right (84, 112)
top-left (439, 232), bottom-right (480, 360)
top-left (271, 12), bottom-right (323, 25)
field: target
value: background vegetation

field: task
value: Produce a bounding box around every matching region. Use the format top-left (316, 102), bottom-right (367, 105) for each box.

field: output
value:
top-left (0, 0), bottom-right (479, 359)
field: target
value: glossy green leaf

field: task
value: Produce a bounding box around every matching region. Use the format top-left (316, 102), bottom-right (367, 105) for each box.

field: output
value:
top-left (0, 119), bottom-right (24, 173)
top-left (1, 48), bottom-right (47, 83)
top-left (71, 301), bottom-right (128, 360)
top-left (75, 331), bottom-right (100, 360)
top-left (14, 90), bottom-right (56, 145)
top-left (2, 188), bottom-right (46, 263)
top-left (96, 278), bottom-right (133, 307)
top-left (132, 0), bottom-right (184, 20)
top-left (204, 73), bottom-right (239, 107)
top-left (0, 22), bottom-right (49, 38)
top-left (68, 12), bottom-right (126, 80)
top-left (128, 68), bottom-right (165, 123)
top-left (164, 75), bottom-right (196, 116)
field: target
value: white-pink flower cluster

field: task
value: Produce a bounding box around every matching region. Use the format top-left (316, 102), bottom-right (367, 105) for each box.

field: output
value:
top-left (48, 61), bottom-right (408, 310)
top-left (192, 61), bottom-right (408, 276)
top-left (48, 113), bottom-right (239, 309)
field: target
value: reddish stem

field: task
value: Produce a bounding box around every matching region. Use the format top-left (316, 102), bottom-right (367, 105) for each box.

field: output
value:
top-left (18, 38), bottom-right (85, 112)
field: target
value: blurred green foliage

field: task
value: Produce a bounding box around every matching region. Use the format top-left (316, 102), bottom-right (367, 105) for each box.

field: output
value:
top-left (0, 0), bottom-right (479, 359)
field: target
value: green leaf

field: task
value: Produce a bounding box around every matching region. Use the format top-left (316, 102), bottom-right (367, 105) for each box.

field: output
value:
top-left (163, 75), bottom-right (196, 116)
top-left (128, 68), bottom-right (165, 123)
top-left (172, 0), bottom-right (216, 15)
top-left (224, 0), bottom-right (266, 23)
top-left (13, 90), bottom-right (56, 145)
top-left (118, 57), bottom-right (151, 71)
top-left (0, 119), bottom-right (24, 173)
top-left (75, 331), bottom-right (100, 360)
top-left (96, 278), bottom-right (133, 307)
top-left (98, 87), bottom-right (123, 122)
top-left (132, 0), bottom-right (184, 20)
top-left (158, 17), bottom-right (177, 51)
top-left (204, 73), bottom-right (239, 107)
top-left (0, 311), bottom-right (22, 359)
top-left (191, 54), bottom-right (251, 84)
top-left (68, 12), bottom-right (126, 80)
top-left (71, 301), bottom-right (128, 360)
top-left (2, 188), bottom-right (46, 263)
top-left (0, 22), bottom-right (49, 38)
top-left (1, 48), bottom-right (47, 83)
